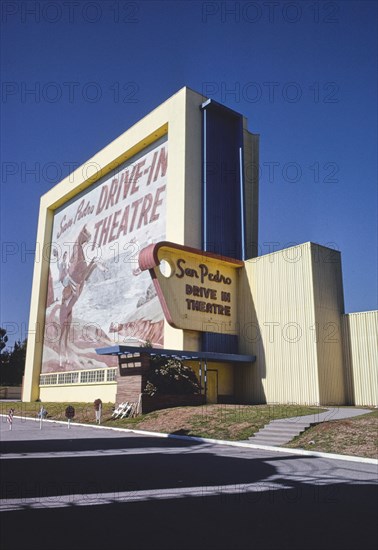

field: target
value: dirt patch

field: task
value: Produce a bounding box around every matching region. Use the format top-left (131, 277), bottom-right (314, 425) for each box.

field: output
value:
top-left (287, 411), bottom-right (378, 459)
top-left (137, 407), bottom-right (198, 433)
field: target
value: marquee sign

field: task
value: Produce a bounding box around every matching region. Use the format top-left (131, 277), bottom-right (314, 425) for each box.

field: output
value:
top-left (139, 242), bottom-right (243, 334)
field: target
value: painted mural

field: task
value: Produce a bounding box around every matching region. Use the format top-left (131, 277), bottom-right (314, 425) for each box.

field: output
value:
top-left (42, 136), bottom-right (167, 373)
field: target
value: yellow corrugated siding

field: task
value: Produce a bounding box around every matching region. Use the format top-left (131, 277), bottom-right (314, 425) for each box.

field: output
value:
top-left (238, 243), bottom-right (347, 405)
top-left (311, 245), bottom-right (346, 405)
top-left (238, 243), bottom-right (320, 404)
top-left (342, 311), bottom-right (378, 406)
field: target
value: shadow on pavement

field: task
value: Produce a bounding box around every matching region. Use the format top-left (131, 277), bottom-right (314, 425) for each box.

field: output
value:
top-left (1, 481), bottom-right (377, 550)
top-left (1, 449), bottom-right (287, 498)
top-left (1, 436), bottom-right (377, 550)
top-left (0, 435), bottom-right (202, 454)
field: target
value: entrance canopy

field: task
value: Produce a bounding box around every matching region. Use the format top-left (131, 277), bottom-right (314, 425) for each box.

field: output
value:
top-left (96, 345), bottom-right (255, 403)
top-left (96, 345), bottom-right (255, 364)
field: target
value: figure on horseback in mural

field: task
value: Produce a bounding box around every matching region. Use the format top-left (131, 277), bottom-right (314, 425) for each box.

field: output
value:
top-left (54, 250), bottom-right (78, 295)
top-left (52, 225), bottom-right (108, 366)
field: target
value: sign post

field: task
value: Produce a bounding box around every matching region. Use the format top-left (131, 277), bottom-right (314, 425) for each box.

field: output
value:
top-left (65, 405), bottom-right (75, 429)
top-left (38, 406), bottom-right (47, 430)
top-left (94, 399), bottom-right (102, 424)
top-left (7, 408), bottom-right (14, 430)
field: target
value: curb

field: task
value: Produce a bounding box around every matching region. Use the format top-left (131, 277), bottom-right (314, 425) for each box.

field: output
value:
top-left (2, 414), bottom-right (377, 466)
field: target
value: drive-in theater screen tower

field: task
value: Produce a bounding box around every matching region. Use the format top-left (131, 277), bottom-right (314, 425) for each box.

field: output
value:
top-left (23, 87), bottom-right (377, 408)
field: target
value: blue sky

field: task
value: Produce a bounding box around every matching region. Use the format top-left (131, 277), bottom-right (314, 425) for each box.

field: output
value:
top-left (1, 0), bottom-right (377, 347)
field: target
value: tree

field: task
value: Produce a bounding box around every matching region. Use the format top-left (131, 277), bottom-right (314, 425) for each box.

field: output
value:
top-left (0, 327), bottom-right (8, 354)
top-left (145, 357), bottom-right (201, 396)
top-left (0, 334), bottom-right (27, 386)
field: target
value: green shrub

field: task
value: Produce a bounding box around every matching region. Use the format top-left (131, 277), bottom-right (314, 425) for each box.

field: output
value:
top-left (145, 358), bottom-right (200, 396)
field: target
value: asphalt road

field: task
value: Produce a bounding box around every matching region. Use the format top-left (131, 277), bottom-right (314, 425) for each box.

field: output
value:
top-left (1, 417), bottom-right (377, 550)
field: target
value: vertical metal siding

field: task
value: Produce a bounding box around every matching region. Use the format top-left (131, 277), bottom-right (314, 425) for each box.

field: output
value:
top-left (311, 244), bottom-right (346, 405)
top-left (200, 100), bottom-right (259, 361)
top-left (237, 243), bottom-right (320, 405)
top-left (202, 332), bottom-right (239, 354)
top-left (201, 100), bottom-right (245, 259)
top-left (237, 242), bottom-right (347, 405)
top-left (243, 131), bottom-right (259, 260)
top-left (342, 311), bottom-right (378, 407)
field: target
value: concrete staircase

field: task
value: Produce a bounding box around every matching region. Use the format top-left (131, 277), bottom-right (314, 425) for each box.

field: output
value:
top-left (244, 407), bottom-right (371, 447)
top-left (248, 418), bottom-right (316, 446)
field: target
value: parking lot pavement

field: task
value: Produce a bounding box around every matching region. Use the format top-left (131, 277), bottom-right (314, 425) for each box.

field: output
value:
top-left (0, 415), bottom-right (139, 441)
top-left (1, 416), bottom-right (377, 550)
